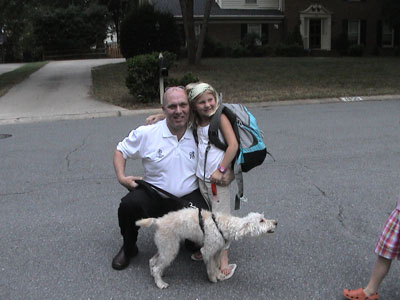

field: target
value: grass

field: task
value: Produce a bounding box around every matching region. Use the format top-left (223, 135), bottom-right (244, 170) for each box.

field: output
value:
top-left (0, 61), bottom-right (48, 97)
top-left (91, 57), bottom-right (400, 109)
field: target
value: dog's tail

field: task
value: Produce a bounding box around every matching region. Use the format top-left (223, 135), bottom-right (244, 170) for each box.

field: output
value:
top-left (135, 218), bottom-right (156, 228)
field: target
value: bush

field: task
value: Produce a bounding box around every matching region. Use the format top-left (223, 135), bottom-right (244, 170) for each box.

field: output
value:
top-left (333, 33), bottom-right (349, 56)
top-left (347, 44), bottom-right (364, 56)
top-left (275, 43), bottom-right (306, 56)
top-left (285, 24), bottom-right (304, 46)
top-left (165, 72), bottom-right (199, 88)
top-left (230, 44), bottom-right (249, 58)
top-left (203, 36), bottom-right (228, 57)
top-left (126, 51), bottom-right (177, 102)
top-left (120, 4), bottom-right (181, 58)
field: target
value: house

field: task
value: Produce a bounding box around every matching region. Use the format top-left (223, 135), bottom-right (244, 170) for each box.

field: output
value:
top-left (152, 0), bottom-right (399, 55)
top-left (153, 0), bottom-right (285, 46)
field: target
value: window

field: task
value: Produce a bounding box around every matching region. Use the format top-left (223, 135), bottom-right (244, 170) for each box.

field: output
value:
top-left (248, 24), bottom-right (262, 45)
top-left (195, 24), bottom-right (202, 36)
top-left (382, 22), bottom-right (394, 47)
top-left (246, 0), bottom-right (257, 4)
top-left (348, 20), bottom-right (360, 45)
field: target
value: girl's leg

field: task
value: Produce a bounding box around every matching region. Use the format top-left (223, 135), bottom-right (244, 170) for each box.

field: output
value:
top-left (220, 249), bottom-right (230, 275)
top-left (363, 255), bottom-right (392, 296)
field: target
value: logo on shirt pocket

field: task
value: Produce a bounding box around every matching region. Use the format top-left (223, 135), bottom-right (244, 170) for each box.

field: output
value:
top-left (156, 149), bottom-right (164, 159)
top-left (189, 151), bottom-right (195, 160)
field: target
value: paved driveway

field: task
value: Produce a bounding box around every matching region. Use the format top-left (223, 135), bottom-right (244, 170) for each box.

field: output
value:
top-left (0, 63), bottom-right (25, 75)
top-left (0, 59), bottom-right (131, 124)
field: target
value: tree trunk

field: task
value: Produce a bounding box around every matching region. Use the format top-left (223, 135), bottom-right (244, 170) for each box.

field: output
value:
top-left (195, 0), bottom-right (212, 64)
top-left (179, 0), bottom-right (196, 64)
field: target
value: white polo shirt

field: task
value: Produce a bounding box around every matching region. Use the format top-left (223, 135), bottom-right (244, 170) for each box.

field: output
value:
top-left (117, 119), bottom-right (198, 197)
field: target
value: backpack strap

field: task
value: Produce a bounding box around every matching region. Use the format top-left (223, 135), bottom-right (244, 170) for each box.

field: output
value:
top-left (208, 104), bottom-right (228, 151)
top-left (234, 165), bottom-right (248, 210)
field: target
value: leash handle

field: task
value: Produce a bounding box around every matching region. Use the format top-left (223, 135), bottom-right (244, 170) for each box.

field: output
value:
top-left (135, 180), bottom-right (194, 208)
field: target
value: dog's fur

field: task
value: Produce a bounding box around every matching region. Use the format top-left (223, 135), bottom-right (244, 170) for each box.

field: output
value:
top-left (136, 207), bottom-right (277, 289)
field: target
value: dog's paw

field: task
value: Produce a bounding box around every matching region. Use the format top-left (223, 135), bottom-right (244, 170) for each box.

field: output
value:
top-left (156, 281), bottom-right (169, 289)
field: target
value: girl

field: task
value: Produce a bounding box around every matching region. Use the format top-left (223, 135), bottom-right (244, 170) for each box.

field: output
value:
top-left (343, 195), bottom-right (400, 300)
top-left (187, 83), bottom-right (238, 280)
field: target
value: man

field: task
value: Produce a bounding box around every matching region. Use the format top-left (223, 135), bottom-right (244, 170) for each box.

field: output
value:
top-left (112, 87), bottom-right (231, 270)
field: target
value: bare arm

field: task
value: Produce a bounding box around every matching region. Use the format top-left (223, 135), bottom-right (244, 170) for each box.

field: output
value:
top-left (113, 149), bottom-right (142, 190)
top-left (210, 114), bottom-right (238, 184)
top-left (145, 113), bottom-right (165, 125)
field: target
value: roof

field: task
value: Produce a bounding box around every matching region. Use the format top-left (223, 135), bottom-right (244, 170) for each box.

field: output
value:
top-left (152, 0), bottom-right (284, 20)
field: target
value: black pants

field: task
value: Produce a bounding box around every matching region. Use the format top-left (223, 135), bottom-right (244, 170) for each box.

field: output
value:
top-left (118, 186), bottom-right (209, 255)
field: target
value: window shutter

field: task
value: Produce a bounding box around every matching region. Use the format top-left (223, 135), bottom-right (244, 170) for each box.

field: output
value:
top-left (342, 19), bottom-right (348, 37)
top-left (241, 24), bottom-right (247, 39)
top-left (394, 27), bottom-right (400, 46)
top-left (261, 24), bottom-right (269, 44)
top-left (360, 20), bottom-right (366, 46)
top-left (376, 20), bottom-right (382, 47)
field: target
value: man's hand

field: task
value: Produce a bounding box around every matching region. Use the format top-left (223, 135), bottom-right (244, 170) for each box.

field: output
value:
top-left (118, 175), bottom-right (143, 191)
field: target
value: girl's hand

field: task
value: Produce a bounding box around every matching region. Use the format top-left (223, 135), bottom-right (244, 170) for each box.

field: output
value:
top-left (146, 113), bottom-right (165, 125)
top-left (210, 170), bottom-right (223, 185)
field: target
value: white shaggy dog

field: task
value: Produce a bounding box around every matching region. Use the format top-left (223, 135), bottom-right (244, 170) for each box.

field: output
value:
top-left (136, 207), bottom-right (277, 289)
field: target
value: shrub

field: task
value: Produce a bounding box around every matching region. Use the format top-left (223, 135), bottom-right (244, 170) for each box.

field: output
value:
top-left (275, 43), bottom-right (306, 56)
top-left (230, 44), bottom-right (249, 58)
top-left (347, 44), bottom-right (364, 56)
top-left (203, 36), bottom-right (228, 57)
top-left (333, 33), bottom-right (349, 56)
top-left (126, 51), bottom-right (177, 103)
top-left (165, 72), bottom-right (199, 88)
top-left (241, 32), bottom-right (262, 50)
top-left (120, 4), bottom-right (181, 58)
top-left (285, 24), bottom-right (304, 46)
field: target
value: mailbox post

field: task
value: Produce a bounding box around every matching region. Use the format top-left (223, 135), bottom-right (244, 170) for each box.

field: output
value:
top-left (158, 53), bottom-right (168, 105)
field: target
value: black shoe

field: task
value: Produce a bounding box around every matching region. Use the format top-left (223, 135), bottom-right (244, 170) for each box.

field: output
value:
top-left (111, 245), bottom-right (138, 270)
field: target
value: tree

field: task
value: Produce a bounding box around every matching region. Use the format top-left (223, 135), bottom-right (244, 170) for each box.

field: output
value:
top-left (382, 0), bottom-right (400, 28)
top-left (34, 4), bottom-right (109, 52)
top-left (195, 0), bottom-right (212, 64)
top-left (179, 0), bottom-right (213, 65)
top-left (120, 4), bottom-right (180, 58)
top-left (98, 0), bottom-right (138, 43)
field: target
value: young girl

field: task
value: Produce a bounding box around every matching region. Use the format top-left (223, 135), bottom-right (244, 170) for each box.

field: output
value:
top-left (343, 195), bottom-right (400, 300)
top-left (187, 82), bottom-right (239, 280)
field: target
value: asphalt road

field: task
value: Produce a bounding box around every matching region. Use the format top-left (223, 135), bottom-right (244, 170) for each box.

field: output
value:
top-left (1, 98), bottom-right (399, 300)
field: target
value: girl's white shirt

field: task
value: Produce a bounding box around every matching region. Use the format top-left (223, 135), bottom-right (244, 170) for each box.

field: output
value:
top-left (196, 124), bottom-right (225, 182)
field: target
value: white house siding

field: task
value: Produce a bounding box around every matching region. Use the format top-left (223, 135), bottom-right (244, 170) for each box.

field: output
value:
top-left (218, 0), bottom-right (280, 10)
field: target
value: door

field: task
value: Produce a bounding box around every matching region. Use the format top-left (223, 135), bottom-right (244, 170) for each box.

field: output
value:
top-left (309, 19), bottom-right (321, 49)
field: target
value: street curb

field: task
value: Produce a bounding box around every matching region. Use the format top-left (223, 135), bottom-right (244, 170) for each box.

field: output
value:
top-left (0, 94), bottom-right (398, 126)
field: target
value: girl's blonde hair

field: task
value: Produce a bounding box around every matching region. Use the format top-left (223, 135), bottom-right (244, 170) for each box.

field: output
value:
top-left (186, 82), bottom-right (221, 128)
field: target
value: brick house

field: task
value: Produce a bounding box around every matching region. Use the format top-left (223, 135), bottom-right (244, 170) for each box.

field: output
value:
top-left (152, 0), bottom-right (400, 54)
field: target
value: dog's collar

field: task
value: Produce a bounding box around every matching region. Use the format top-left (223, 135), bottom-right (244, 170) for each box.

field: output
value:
top-left (211, 213), bottom-right (226, 243)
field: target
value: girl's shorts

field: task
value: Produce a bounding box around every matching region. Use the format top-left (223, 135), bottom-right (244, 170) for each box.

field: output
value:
top-left (375, 208), bottom-right (400, 260)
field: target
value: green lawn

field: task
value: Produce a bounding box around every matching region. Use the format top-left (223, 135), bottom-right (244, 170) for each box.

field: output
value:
top-left (91, 57), bottom-right (400, 109)
top-left (0, 62), bottom-right (48, 97)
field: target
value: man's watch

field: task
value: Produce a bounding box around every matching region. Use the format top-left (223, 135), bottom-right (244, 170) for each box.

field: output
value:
top-left (218, 164), bottom-right (227, 173)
